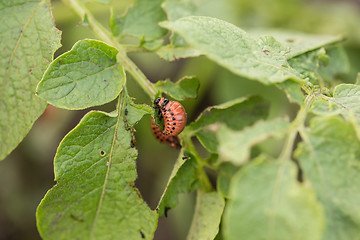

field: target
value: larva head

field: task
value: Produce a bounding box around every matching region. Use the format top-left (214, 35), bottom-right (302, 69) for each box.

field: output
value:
top-left (154, 97), bottom-right (161, 106)
top-left (153, 97), bottom-right (170, 108)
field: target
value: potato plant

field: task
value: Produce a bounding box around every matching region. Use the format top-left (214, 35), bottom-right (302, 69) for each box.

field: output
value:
top-left (1, 0), bottom-right (360, 239)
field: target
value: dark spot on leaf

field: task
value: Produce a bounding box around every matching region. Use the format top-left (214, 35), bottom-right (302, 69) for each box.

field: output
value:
top-left (103, 79), bottom-right (108, 82)
top-left (70, 214), bottom-right (84, 222)
top-left (263, 49), bottom-right (270, 55)
top-left (286, 38), bottom-right (295, 43)
top-left (140, 231), bottom-right (145, 238)
top-left (164, 207), bottom-right (171, 217)
top-left (117, 19), bottom-right (123, 24)
top-left (130, 140), bottom-right (136, 148)
top-left (100, 150), bottom-right (106, 156)
top-left (124, 108), bottom-right (128, 115)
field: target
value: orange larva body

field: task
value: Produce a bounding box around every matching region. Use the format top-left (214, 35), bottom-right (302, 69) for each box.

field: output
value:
top-left (153, 97), bottom-right (187, 136)
top-left (150, 119), bottom-right (181, 149)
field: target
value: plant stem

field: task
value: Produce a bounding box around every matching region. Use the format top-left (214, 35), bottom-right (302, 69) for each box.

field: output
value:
top-left (62, 0), bottom-right (156, 98)
top-left (184, 137), bottom-right (213, 192)
top-left (279, 92), bottom-right (315, 161)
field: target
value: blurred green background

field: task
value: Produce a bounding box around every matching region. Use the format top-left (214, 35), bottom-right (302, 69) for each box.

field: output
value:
top-left (1, 0), bottom-right (359, 239)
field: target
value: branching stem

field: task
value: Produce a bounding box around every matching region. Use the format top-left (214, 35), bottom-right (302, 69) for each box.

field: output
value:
top-left (279, 92), bottom-right (316, 161)
top-left (183, 137), bottom-right (213, 192)
top-left (62, 0), bottom-right (156, 98)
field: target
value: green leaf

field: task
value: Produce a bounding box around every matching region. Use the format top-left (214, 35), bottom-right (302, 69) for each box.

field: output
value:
top-left (317, 46), bottom-right (349, 83)
top-left (156, 45), bottom-right (202, 62)
top-left (223, 156), bottom-right (325, 240)
top-left (249, 29), bottom-right (343, 59)
top-left (36, 110), bottom-right (158, 239)
top-left (160, 16), bottom-right (304, 84)
top-left (110, 0), bottom-right (167, 40)
top-left (276, 80), bottom-right (305, 104)
top-left (123, 92), bottom-right (153, 127)
top-left (157, 150), bottom-right (199, 216)
top-left (36, 39), bottom-right (125, 110)
top-left (288, 48), bottom-right (328, 84)
top-left (216, 163), bottom-right (238, 198)
top-left (217, 118), bottom-right (289, 165)
top-left (311, 84), bottom-right (360, 139)
top-left (141, 39), bottom-right (164, 51)
top-left (296, 116), bottom-right (360, 240)
top-left (162, 0), bottom-right (198, 21)
top-left (154, 76), bottom-right (199, 100)
top-left (187, 191), bottom-right (225, 240)
top-left (186, 96), bottom-right (270, 152)
top-left (0, 0), bottom-right (61, 160)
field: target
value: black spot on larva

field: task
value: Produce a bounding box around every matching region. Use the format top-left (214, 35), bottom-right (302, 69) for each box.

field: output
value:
top-left (140, 231), bottom-right (145, 239)
top-left (173, 122), bottom-right (176, 125)
top-left (161, 99), bottom-right (169, 106)
top-left (170, 131), bottom-right (173, 133)
top-left (100, 150), bottom-right (105, 156)
top-left (152, 127), bottom-right (156, 130)
top-left (170, 112), bottom-right (174, 116)
top-left (168, 123), bottom-right (170, 125)
top-left (172, 127), bottom-right (175, 130)
top-left (167, 109), bottom-right (171, 112)
top-left (172, 117), bottom-right (176, 120)
top-left (156, 136), bottom-right (159, 139)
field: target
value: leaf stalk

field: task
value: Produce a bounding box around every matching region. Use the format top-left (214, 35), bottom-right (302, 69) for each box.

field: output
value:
top-left (62, 0), bottom-right (156, 98)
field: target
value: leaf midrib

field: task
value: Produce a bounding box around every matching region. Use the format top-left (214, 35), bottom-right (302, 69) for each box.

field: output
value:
top-left (90, 97), bottom-right (122, 239)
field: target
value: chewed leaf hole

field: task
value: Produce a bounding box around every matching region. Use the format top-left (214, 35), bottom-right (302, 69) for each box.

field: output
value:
top-left (100, 150), bottom-right (106, 156)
